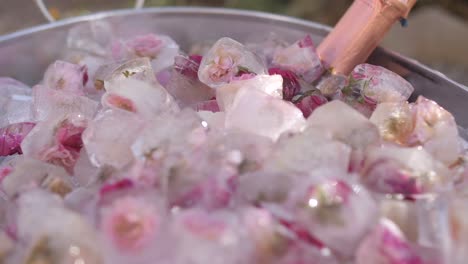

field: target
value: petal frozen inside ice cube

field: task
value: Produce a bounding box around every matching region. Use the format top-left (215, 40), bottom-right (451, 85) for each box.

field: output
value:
top-left (198, 37), bottom-right (267, 88)
top-left (350, 63), bottom-right (414, 104)
top-left (370, 102), bottom-right (414, 145)
top-left (97, 57), bottom-right (158, 88)
top-left (43, 60), bottom-right (87, 95)
top-left (409, 96), bottom-right (462, 166)
top-left (103, 78), bottom-right (179, 119)
top-left (362, 145), bottom-right (452, 195)
top-left (112, 34), bottom-right (180, 73)
top-left (165, 55), bottom-right (214, 107)
top-left (272, 35), bottom-right (323, 83)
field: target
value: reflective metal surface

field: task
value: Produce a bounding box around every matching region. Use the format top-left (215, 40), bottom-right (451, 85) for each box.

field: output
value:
top-left (0, 7), bottom-right (467, 128)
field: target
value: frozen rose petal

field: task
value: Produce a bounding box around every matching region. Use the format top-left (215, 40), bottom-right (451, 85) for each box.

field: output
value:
top-left (268, 68), bottom-right (301, 101)
top-left (66, 21), bottom-right (114, 57)
top-left (198, 37), bottom-right (267, 88)
top-left (0, 122), bottom-right (35, 156)
top-left (193, 99), bottom-right (220, 112)
top-left (350, 63), bottom-right (414, 103)
top-left (225, 88), bottom-right (305, 141)
top-left (293, 91), bottom-right (328, 118)
top-left (21, 116), bottom-right (86, 173)
top-left (272, 35), bottom-right (324, 83)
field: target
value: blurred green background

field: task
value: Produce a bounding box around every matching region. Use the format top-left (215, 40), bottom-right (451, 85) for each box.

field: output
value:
top-left (0, 0), bottom-right (467, 84)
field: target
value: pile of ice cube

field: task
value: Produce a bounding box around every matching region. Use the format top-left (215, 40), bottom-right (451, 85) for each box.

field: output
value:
top-left (0, 21), bottom-right (467, 264)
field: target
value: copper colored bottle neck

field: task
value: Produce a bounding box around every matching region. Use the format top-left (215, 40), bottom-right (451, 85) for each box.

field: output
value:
top-left (317, 0), bottom-right (417, 75)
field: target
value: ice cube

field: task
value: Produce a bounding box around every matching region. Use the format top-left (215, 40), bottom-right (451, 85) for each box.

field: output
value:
top-left (1, 157), bottom-right (71, 198)
top-left (0, 77), bottom-right (33, 127)
top-left (272, 35), bottom-right (324, 83)
top-left (43, 60), bottom-right (87, 95)
top-left (264, 128), bottom-right (351, 175)
top-left (103, 78), bottom-right (179, 119)
top-left (245, 32), bottom-right (289, 66)
top-left (20, 115), bottom-right (86, 173)
top-left (198, 37), bottom-right (267, 88)
top-left (449, 196), bottom-right (468, 264)
top-left (307, 100), bottom-right (380, 150)
top-left (83, 109), bottom-right (144, 169)
top-left (96, 57), bottom-right (158, 88)
top-left (409, 96), bottom-right (462, 166)
top-left (350, 63), bottom-right (414, 104)
top-left (361, 145), bottom-right (452, 195)
top-left (16, 189), bottom-right (103, 264)
top-left (112, 34), bottom-right (180, 73)
top-left (216, 74), bottom-right (283, 112)
top-left (287, 177), bottom-right (378, 257)
top-left (73, 148), bottom-right (100, 187)
top-left (131, 109), bottom-right (206, 159)
top-left (99, 194), bottom-right (166, 263)
top-left (225, 88), bottom-right (305, 141)
top-left (356, 219), bottom-right (424, 264)
top-left (370, 102), bottom-right (414, 145)
top-left (32, 85), bottom-right (99, 121)
top-left (165, 55), bottom-right (214, 107)
top-left (67, 20), bottom-right (114, 57)
top-left (170, 208), bottom-right (253, 264)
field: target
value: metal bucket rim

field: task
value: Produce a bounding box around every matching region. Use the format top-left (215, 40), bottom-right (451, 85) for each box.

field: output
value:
top-left (0, 6), bottom-right (466, 91)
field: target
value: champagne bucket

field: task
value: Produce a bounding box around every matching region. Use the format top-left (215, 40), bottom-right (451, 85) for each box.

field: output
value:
top-left (0, 7), bottom-right (467, 132)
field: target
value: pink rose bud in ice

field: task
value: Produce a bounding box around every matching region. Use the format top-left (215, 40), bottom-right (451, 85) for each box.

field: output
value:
top-left (293, 91), bottom-right (328, 118)
top-left (101, 196), bottom-right (159, 252)
top-left (268, 67), bottom-right (301, 101)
